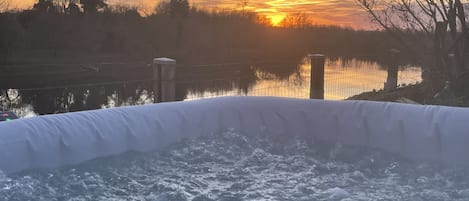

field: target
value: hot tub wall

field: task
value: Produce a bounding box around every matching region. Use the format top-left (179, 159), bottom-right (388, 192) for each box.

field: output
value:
top-left (0, 97), bottom-right (468, 174)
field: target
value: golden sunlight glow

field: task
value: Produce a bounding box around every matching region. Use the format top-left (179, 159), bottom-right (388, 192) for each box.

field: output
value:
top-left (268, 14), bottom-right (286, 26)
top-left (186, 58), bottom-right (422, 101)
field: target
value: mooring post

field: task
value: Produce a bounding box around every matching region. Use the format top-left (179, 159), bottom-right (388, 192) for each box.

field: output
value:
top-left (384, 49), bottom-right (400, 91)
top-left (153, 58), bottom-right (177, 103)
top-left (310, 54), bottom-right (325, 99)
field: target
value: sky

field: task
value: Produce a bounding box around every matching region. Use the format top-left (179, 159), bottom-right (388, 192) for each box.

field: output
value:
top-left (6, 0), bottom-right (372, 28)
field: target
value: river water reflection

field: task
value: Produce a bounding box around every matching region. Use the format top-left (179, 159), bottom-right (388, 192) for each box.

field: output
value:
top-left (186, 57), bottom-right (422, 100)
top-left (1, 57), bottom-right (422, 117)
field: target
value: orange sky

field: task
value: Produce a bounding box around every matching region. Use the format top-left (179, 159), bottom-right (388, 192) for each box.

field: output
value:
top-left (6, 0), bottom-right (372, 29)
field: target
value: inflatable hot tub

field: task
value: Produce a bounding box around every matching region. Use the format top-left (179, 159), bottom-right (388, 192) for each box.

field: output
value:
top-left (1, 96), bottom-right (468, 174)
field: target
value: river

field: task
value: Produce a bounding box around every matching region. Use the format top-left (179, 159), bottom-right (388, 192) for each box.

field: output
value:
top-left (1, 56), bottom-right (422, 117)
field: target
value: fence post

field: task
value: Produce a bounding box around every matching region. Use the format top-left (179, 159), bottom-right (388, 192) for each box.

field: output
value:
top-left (310, 54), bottom-right (325, 99)
top-left (384, 49), bottom-right (400, 91)
top-left (153, 58), bottom-right (177, 103)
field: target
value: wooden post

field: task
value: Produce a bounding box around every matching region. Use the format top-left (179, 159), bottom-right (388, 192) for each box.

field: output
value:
top-left (310, 54), bottom-right (325, 99)
top-left (384, 49), bottom-right (400, 91)
top-left (429, 21), bottom-right (448, 86)
top-left (153, 58), bottom-right (177, 103)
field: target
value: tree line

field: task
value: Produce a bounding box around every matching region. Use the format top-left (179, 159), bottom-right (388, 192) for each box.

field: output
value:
top-left (3, 0), bottom-right (455, 113)
top-left (0, 0), bottom-right (412, 65)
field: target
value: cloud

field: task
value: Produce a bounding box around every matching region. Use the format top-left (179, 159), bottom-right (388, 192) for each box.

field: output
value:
top-left (187, 0), bottom-right (370, 27)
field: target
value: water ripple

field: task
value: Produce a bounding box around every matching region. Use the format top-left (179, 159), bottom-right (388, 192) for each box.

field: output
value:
top-left (1, 130), bottom-right (469, 201)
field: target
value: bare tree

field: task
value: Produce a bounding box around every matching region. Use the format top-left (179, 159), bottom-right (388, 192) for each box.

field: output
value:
top-left (80, 0), bottom-right (107, 15)
top-left (357, 0), bottom-right (469, 94)
top-left (33, 0), bottom-right (58, 13)
top-left (155, 0), bottom-right (189, 17)
top-left (237, 0), bottom-right (249, 14)
top-left (53, 0), bottom-right (79, 14)
top-left (279, 13), bottom-right (311, 28)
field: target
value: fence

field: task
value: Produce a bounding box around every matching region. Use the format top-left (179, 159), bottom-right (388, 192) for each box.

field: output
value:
top-left (178, 59), bottom-right (310, 101)
top-left (151, 54), bottom-right (417, 102)
top-left (0, 54), bottom-right (422, 114)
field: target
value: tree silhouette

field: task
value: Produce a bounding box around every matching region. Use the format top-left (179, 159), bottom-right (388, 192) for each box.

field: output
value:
top-left (156, 0), bottom-right (189, 18)
top-left (357, 0), bottom-right (469, 97)
top-left (33, 0), bottom-right (57, 14)
top-left (52, 0), bottom-right (82, 15)
top-left (80, 0), bottom-right (107, 15)
top-left (237, 0), bottom-right (249, 15)
top-left (279, 13), bottom-right (311, 28)
top-left (67, 2), bottom-right (81, 15)
top-left (170, 0), bottom-right (189, 17)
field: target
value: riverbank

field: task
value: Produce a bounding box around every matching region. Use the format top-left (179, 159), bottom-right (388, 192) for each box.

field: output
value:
top-left (348, 83), bottom-right (469, 107)
top-left (348, 84), bottom-right (426, 103)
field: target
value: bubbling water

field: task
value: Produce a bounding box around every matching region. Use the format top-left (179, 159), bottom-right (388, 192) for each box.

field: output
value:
top-left (1, 130), bottom-right (469, 201)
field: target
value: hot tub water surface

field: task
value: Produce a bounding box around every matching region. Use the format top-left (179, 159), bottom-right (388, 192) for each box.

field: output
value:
top-left (1, 130), bottom-right (468, 201)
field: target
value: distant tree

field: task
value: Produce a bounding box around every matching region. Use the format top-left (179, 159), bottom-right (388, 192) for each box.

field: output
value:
top-left (80, 0), bottom-right (106, 15)
top-left (153, 0), bottom-right (190, 46)
top-left (67, 2), bottom-right (81, 15)
top-left (33, 0), bottom-right (57, 14)
top-left (237, 0), bottom-right (249, 14)
top-left (52, 0), bottom-right (81, 15)
top-left (155, 1), bottom-right (170, 15)
top-left (279, 13), bottom-right (311, 28)
top-left (256, 15), bottom-right (273, 26)
top-left (169, 0), bottom-right (189, 17)
top-left (104, 5), bottom-right (140, 18)
top-left (156, 0), bottom-right (189, 17)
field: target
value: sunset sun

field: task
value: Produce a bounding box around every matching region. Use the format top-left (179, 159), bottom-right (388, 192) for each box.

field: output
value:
top-left (268, 14), bottom-right (286, 26)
